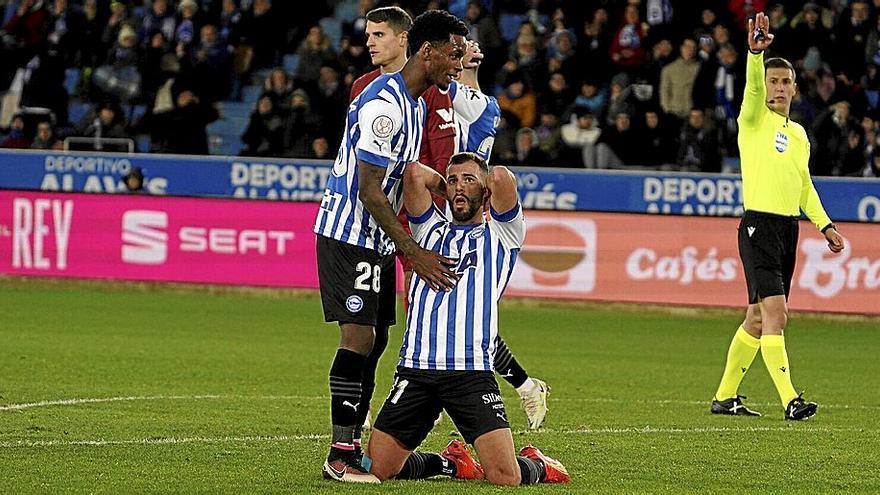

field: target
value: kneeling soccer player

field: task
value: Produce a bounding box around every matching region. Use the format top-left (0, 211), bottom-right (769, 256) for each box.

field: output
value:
top-left (366, 153), bottom-right (569, 486)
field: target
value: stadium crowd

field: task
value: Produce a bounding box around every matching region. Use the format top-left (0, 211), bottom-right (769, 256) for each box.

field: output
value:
top-left (1, 0), bottom-right (880, 177)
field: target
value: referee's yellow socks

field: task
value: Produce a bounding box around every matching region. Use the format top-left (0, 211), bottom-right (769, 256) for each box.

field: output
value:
top-left (761, 334), bottom-right (799, 406)
top-left (715, 326), bottom-right (761, 400)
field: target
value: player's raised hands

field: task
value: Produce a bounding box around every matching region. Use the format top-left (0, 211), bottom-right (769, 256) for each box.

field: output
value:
top-left (409, 246), bottom-right (459, 291)
top-left (462, 40), bottom-right (484, 70)
top-left (748, 12), bottom-right (775, 52)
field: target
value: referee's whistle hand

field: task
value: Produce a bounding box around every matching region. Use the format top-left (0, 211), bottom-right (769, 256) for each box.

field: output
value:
top-left (825, 229), bottom-right (845, 253)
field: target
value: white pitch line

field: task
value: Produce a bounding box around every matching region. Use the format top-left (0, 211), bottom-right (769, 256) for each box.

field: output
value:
top-left (3, 425), bottom-right (870, 450)
top-left (2, 394), bottom-right (877, 413)
top-left (0, 434), bottom-right (328, 449)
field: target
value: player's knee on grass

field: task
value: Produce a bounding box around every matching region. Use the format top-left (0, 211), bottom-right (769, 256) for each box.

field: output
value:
top-left (367, 429), bottom-right (410, 481)
top-left (483, 461), bottom-right (521, 486)
top-left (474, 429), bottom-right (520, 486)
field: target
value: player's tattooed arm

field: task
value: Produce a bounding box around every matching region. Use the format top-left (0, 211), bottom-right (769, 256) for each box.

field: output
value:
top-left (359, 162), bottom-right (458, 291)
top-left (487, 165), bottom-right (519, 214)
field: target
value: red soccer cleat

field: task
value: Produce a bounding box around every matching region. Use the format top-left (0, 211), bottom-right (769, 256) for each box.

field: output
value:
top-left (519, 444), bottom-right (571, 483)
top-left (441, 439), bottom-right (485, 480)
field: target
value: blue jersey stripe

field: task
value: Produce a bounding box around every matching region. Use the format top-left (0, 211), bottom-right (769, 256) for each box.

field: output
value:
top-left (482, 227), bottom-right (494, 370)
top-left (463, 234), bottom-right (477, 370)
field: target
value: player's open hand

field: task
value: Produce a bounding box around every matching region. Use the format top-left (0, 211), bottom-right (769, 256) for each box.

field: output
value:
top-left (825, 227), bottom-right (845, 253)
top-left (410, 246), bottom-right (459, 291)
top-left (748, 12), bottom-right (775, 52)
top-left (463, 40), bottom-right (484, 70)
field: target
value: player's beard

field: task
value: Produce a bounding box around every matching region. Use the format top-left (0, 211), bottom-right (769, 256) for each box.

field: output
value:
top-left (451, 191), bottom-right (484, 223)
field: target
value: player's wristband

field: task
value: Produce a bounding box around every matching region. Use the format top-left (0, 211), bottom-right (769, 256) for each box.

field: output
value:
top-left (821, 223), bottom-right (837, 234)
top-left (748, 49), bottom-right (763, 55)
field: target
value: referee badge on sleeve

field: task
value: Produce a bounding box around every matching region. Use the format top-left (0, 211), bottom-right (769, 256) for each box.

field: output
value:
top-left (774, 131), bottom-right (788, 153)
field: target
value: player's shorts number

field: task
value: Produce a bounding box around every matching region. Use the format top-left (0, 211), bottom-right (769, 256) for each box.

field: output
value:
top-left (354, 261), bottom-right (381, 292)
top-left (388, 378), bottom-right (409, 405)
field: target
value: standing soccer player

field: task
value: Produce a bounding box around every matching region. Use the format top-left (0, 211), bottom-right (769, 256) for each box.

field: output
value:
top-left (351, 7), bottom-right (551, 430)
top-left (314, 10), bottom-right (468, 483)
top-left (710, 12), bottom-right (845, 420)
top-left (367, 153), bottom-right (570, 486)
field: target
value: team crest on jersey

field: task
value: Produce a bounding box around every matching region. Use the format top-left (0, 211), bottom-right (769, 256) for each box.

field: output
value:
top-left (774, 131), bottom-right (788, 152)
top-left (346, 295), bottom-right (364, 313)
top-left (468, 226), bottom-right (485, 239)
top-left (372, 115), bottom-right (394, 139)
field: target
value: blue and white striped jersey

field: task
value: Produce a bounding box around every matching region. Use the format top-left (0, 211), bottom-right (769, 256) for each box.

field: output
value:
top-left (450, 81), bottom-right (502, 162)
top-left (314, 72), bottom-right (426, 255)
top-left (399, 203), bottom-right (525, 371)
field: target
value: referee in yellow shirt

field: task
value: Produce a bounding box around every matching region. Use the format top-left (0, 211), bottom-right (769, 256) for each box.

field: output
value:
top-left (710, 12), bottom-right (845, 420)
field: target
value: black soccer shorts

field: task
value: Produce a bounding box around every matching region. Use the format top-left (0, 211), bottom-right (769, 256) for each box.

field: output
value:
top-left (316, 235), bottom-right (396, 327)
top-left (737, 210), bottom-right (799, 304)
top-left (372, 367), bottom-right (510, 450)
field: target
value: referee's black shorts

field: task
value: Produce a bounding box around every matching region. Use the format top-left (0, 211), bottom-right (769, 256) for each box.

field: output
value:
top-left (737, 210), bottom-right (799, 304)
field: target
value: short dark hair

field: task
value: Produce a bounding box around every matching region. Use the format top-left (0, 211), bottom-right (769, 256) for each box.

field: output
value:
top-left (765, 57), bottom-right (796, 80)
top-left (365, 6), bottom-right (412, 34)
top-left (448, 152), bottom-right (489, 175)
top-left (408, 10), bottom-right (468, 54)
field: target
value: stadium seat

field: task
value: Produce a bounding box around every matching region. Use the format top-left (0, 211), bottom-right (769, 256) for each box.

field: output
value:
top-left (499, 13), bottom-right (527, 42)
top-left (63, 68), bottom-right (80, 96)
top-left (68, 102), bottom-right (92, 126)
top-left (282, 54), bottom-right (300, 75)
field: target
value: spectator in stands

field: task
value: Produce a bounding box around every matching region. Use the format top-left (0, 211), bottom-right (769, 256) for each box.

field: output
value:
top-left (512, 127), bottom-right (550, 167)
top-left (188, 24), bottom-right (232, 103)
top-left (465, 0), bottom-right (504, 87)
top-left (866, 10), bottom-right (880, 68)
top-left (263, 68), bottom-right (294, 108)
top-left (0, 115), bottom-right (32, 149)
top-left (176, 0), bottom-right (200, 48)
top-left (538, 71), bottom-right (574, 118)
top-left (597, 111), bottom-right (639, 168)
top-left (20, 43), bottom-right (69, 126)
top-left (834, 0), bottom-right (871, 83)
top-left (693, 8), bottom-right (720, 40)
top-left (92, 24), bottom-right (141, 102)
top-left (609, 5), bottom-right (647, 73)
top-left (308, 63), bottom-right (347, 150)
top-left (534, 110), bottom-right (562, 161)
top-left (240, 0), bottom-right (281, 70)
top-left (677, 108), bottom-right (720, 173)
top-left (294, 24), bottom-right (337, 84)
top-left (76, 101), bottom-right (129, 139)
top-left (660, 38), bottom-right (700, 123)
top-left (841, 127), bottom-right (867, 177)
top-left (78, 0), bottom-right (105, 69)
top-left (698, 43), bottom-right (743, 157)
top-left (338, 35), bottom-right (371, 87)
top-left (150, 88), bottom-right (218, 155)
top-left (240, 95), bottom-right (284, 157)
top-left (47, 0), bottom-right (86, 67)
top-left (309, 136), bottom-right (331, 159)
top-left (641, 37), bottom-right (674, 91)
top-left (560, 107), bottom-right (601, 168)
top-left (3, 0), bottom-right (51, 65)
top-left (789, 3), bottom-right (832, 66)
top-left (282, 88), bottom-right (318, 158)
top-left (30, 120), bottom-right (61, 150)
top-left (635, 109), bottom-right (676, 168)
top-left (497, 70), bottom-right (537, 129)
top-left (547, 30), bottom-right (578, 84)
top-left (218, 0), bottom-right (243, 46)
top-left (604, 72), bottom-right (634, 128)
top-left (123, 167), bottom-right (145, 193)
top-left (140, 0), bottom-right (177, 47)
top-left (570, 79), bottom-right (606, 123)
top-left (577, 7), bottom-right (612, 83)
top-left (504, 28), bottom-right (545, 89)
top-left (862, 115), bottom-right (878, 169)
top-left (812, 101), bottom-right (859, 176)
top-left (872, 146), bottom-right (880, 177)
top-left (101, 1), bottom-right (131, 56)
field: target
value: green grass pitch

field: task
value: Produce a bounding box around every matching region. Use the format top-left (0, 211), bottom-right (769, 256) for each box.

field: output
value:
top-left (1, 278), bottom-right (879, 493)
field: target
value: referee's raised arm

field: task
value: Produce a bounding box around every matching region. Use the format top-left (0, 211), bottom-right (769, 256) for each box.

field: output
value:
top-left (739, 13), bottom-right (774, 127)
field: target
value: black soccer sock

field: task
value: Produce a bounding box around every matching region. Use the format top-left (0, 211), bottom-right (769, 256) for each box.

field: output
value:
top-left (329, 348), bottom-right (365, 456)
top-left (355, 325), bottom-right (388, 441)
top-left (517, 456), bottom-right (545, 484)
top-left (396, 452), bottom-right (456, 479)
top-left (494, 335), bottom-right (529, 389)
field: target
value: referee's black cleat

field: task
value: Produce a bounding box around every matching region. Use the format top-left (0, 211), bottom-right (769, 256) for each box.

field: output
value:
top-left (784, 393), bottom-right (818, 421)
top-left (711, 395), bottom-right (762, 416)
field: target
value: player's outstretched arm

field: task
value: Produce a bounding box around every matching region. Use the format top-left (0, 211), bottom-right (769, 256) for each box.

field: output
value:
top-left (487, 165), bottom-right (519, 214)
top-left (740, 12), bottom-right (774, 127)
top-left (403, 161), bottom-right (445, 217)
top-left (359, 162), bottom-right (458, 291)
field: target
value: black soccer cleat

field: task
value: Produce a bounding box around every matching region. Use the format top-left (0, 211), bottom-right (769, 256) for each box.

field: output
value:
top-left (784, 393), bottom-right (817, 421)
top-left (711, 395), bottom-right (762, 416)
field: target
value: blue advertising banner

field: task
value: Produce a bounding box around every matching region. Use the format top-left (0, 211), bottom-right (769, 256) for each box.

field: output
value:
top-left (1, 150), bottom-right (879, 222)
